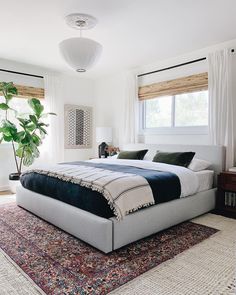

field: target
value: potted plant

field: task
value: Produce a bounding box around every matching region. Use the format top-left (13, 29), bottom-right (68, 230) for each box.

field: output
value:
top-left (0, 82), bottom-right (55, 193)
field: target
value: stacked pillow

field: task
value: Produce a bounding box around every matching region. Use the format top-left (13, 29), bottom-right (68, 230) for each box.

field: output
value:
top-left (188, 158), bottom-right (211, 171)
top-left (117, 149), bottom-right (148, 160)
top-left (152, 150), bottom-right (211, 170)
top-left (113, 149), bottom-right (212, 172)
top-left (152, 151), bottom-right (195, 168)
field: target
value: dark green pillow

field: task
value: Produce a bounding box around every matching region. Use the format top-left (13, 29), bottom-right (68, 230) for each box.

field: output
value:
top-left (152, 151), bottom-right (195, 167)
top-left (117, 149), bottom-right (148, 160)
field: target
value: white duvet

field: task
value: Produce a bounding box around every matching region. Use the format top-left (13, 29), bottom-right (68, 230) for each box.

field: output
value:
top-left (89, 159), bottom-right (199, 197)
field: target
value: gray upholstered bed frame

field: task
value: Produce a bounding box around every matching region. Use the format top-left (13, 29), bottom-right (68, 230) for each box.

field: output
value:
top-left (16, 144), bottom-right (225, 253)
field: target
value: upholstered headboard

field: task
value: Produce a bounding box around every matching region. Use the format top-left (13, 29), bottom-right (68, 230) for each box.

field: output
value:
top-left (122, 144), bottom-right (225, 185)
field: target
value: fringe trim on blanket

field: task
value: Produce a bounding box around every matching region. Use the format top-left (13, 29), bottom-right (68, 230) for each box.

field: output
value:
top-left (22, 169), bottom-right (155, 220)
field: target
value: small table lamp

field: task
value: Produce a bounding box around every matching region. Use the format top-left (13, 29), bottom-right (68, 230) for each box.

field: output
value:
top-left (96, 127), bottom-right (112, 158)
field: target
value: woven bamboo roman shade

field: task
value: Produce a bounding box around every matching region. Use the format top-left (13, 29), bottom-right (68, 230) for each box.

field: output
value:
top-left (15, 84), bottom-right (44, 99)
top-left (138, 72), bottom-right (208, 101)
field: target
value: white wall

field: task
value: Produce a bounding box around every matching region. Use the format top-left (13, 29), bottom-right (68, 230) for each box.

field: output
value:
top-left (0, 145), bottom-right (15, 191)
top-left (59, 74), bottom-right (95, 161)
top-left (0, 59), bottom-right (95, 191)
top-left (94, 39), bottom-right (236, 153)
top-left (93, 72), bottom-right (126, 156)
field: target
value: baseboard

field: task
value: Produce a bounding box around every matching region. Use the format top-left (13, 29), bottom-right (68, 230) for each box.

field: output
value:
top-left (0, 185), bottom-right (10, 192)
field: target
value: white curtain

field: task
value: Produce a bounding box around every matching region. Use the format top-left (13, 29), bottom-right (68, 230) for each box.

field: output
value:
top-left (40, 74), bottom-right (64, 164)
top-left (124, 72), bottom-right (139, 144)
top-left (208, 48), bottom-right (234, 170)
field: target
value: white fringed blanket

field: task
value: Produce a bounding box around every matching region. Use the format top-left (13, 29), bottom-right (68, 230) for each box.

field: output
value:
top-left (22, 164), bottom-right (155, 220)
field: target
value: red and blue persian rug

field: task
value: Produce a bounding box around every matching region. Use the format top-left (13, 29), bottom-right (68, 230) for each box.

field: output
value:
top-left (0, 203), bottom-right (218, 295)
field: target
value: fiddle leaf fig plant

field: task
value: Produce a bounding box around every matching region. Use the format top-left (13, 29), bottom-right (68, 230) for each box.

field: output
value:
top-left (0, 82), bottom-right (56, 175)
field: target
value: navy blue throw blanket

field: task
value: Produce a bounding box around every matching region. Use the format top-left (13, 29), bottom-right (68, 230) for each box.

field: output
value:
top-left (20, 161), bottom-right (181, 219)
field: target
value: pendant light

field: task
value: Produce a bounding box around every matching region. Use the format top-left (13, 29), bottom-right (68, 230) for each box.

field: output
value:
top-left (59, 13), bottom-right (102, 72)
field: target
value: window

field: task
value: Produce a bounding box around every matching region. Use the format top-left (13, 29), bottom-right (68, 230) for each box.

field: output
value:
top-left (145, 96), bottom-right (172, 128)
top-left (141, 90), bottom-right (208, 133)
top-left (175, 91), bottom-right (208, 127)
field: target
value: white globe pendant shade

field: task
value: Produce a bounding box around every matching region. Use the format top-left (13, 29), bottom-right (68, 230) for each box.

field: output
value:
top-left (59, 37), bottom-right (102, 72)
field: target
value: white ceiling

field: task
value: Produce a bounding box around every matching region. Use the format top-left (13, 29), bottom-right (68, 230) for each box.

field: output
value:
top-left (1, 0), bottom-right (236, 78)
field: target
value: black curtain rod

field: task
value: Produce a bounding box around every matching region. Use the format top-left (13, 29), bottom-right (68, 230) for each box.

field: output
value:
top-left (137, 58), bottom-right (206, 78)
top-left (0, 68), bottom-right (43, 79)
top-left (138, 48), bottom-right (235, 78)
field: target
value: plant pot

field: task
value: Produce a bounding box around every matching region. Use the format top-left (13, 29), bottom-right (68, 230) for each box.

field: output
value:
top-left (9, 173), bottom-right (21, 194)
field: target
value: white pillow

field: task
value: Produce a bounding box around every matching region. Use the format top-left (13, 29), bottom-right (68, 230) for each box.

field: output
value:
top-left (188, 158), bottom-right (211, 172)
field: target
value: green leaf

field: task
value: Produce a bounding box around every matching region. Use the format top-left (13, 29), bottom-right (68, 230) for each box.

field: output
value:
top-left (29, 115), bottom-right (38, 125)
top-left (3, 134), bottom-right (13, 142)
top-left (16, 147), bottom-right (24, 158)
top-left (7, 85), bottom-right (18, 95)
top-left (0, 120), bottom-right (17, 138)
top-left (0, 82), bottom-right (17, 102)
top-left (5, 82), bottom-right (17, 93)
top-left (15, 131), bottom-right (25, 142)
top-left (28, 98), bottom-right (44, 118)
top-left (25, 123), bottom-right (36, 132)
top-left (5, 94), bottom-right (13, 101)
top-left (17, 117), bottom-right (26, 124)
top-left (23, 144), bottom-right (39, 166)
top-left (21, 133), bottom-right (31, 145)
top-left (30, 143), bottom-right (40, 158)
top-left (0, 103), bottom-right (9, 110)
top-left (23, 152), bottom-right (34, 166)
top-left (17, 117), bottom-right (30, 126)
top-left (32, 134), bottom-right (41, 146)
top-left (39, 129), bottom-right (45, 139)
top-left (38, 122), bottom-right (49, 127)
top-left (38, 126), bottom-right (47, 134)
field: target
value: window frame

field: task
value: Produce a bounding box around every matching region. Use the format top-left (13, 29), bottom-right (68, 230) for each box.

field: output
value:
top-left (139, 91), bottom-right (209, 135)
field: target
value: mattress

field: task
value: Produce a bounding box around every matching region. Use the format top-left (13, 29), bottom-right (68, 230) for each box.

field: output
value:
top-left (196, 170), bottom-right (214, 192)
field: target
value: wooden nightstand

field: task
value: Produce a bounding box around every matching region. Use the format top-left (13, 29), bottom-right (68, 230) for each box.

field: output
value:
top-left (216, 172), bottom-right (236, 219)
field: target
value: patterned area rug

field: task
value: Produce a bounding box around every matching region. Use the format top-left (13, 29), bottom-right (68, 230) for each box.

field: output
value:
top-left (0, 203), bottom-right (218, 295)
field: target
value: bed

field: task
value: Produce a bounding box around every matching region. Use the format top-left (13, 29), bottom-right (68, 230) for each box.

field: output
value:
top-left (16, 144), bottom-right (225, 253)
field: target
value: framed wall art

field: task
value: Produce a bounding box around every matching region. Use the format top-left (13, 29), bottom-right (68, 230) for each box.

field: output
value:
top-left (64, 104), bottom-right (93, 149)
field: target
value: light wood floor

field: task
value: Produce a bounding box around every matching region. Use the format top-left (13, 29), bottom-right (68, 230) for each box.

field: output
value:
top-left (0, 194), bottom-right (15, 205)
top-left (0, 191), bottom-right (13, 196)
